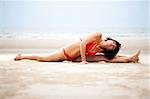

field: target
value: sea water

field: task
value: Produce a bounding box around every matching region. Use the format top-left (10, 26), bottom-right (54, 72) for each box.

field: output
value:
top-left (0, 28), bottom-right (148, 39)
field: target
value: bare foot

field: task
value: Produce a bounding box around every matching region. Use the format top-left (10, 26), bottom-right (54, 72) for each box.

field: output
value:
top-left (14, 54), bottom-right (22, 61)
top-left (130, 50), bottom-right (141, 63)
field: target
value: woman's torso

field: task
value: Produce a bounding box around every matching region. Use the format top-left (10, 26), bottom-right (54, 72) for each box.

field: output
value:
top-left (64, 38), bottom-right (103, 59)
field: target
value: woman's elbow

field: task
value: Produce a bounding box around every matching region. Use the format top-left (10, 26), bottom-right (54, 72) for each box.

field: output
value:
top-left (94, 32), bottom-right (102, 38)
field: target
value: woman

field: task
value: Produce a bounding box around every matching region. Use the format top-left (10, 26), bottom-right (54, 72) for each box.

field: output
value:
top-left (14, 32), bottom-right (140, 63)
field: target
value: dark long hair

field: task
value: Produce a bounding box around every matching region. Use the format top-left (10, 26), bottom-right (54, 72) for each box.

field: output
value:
top-left (103, 37), bottom-right (121, 60)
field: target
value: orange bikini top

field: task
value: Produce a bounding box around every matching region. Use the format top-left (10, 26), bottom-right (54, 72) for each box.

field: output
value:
top-left (80, 39), bottom-right (97, 56)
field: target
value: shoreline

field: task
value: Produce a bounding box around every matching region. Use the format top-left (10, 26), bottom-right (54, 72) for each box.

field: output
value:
top-left (0, 37), bottom-right (149, 50)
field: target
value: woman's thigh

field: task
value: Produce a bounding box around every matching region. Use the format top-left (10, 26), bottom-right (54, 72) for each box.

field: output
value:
top-left (46, 49), bottom-right (66, 61)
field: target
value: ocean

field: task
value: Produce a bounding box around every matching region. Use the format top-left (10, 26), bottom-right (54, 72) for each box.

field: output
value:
top-left (0, 28), bottom-right (148, 39)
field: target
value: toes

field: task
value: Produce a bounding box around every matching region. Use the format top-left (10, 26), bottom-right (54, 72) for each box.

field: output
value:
top-left (135, 50), bottom-right (141, 56)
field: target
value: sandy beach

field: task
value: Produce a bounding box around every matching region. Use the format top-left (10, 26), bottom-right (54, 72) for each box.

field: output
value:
top-left (0, 49), bottom-right (149, 99)
top-left (0, 0), bottom-right (149, 98)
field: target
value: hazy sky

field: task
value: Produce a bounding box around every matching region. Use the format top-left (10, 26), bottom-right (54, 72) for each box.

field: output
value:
top-left (0, 0), bottom-right (148, 29)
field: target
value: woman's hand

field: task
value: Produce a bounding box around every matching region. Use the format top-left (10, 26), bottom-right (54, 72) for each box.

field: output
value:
top-left (81, 61), bottom-right (89, 64)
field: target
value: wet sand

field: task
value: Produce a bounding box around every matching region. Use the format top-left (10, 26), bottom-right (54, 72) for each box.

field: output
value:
top-left (0, 51), bottom-right (149, 99)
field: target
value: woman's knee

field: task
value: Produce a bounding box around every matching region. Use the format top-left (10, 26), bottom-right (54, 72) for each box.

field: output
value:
top-left (37, 57), bottom-right (49, 62)
top-left (37, 56), bottom-right (63, 62)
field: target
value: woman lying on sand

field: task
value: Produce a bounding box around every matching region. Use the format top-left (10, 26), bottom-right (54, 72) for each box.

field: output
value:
top-left (14, 32), bottom-right (140, 64)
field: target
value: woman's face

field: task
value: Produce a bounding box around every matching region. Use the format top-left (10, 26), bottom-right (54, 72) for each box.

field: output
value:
top-left (106, 40), bottom-right (116, 50)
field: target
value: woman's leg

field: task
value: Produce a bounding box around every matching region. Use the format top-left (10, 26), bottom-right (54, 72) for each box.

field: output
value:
top-left (14, 49), bottom-right (66, 62)
top-left (73, 55), bottom-right (108, 62)
top-left (73, 50), bottom-right (140, 63)
top-left (108, 50), bottom-right (140, 63)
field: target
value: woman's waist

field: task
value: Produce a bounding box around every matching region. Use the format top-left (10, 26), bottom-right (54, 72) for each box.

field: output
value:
top-left (63, 48), bottom-right (80, 58)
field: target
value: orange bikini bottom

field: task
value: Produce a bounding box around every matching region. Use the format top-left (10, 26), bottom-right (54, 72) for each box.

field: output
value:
top-left (63, 48), bottom-right (74, 61)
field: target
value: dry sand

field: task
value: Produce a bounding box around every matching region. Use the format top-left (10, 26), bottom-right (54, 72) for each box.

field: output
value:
top-left (0, 50), bottom-right (149, 99)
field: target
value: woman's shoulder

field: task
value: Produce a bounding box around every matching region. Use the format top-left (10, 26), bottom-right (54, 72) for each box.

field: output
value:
top-left (90, 32), bottom-right (102, 37)
top-left (79, 32), bottom-right (103, 43)
top-left (84, 32), bottom-right (102, 40)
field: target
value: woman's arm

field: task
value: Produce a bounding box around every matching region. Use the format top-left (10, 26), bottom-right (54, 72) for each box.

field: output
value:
top-left (80, 32), bottom-right (102, 63)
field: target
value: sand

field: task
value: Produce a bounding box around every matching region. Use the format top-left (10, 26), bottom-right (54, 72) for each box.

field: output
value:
top-left (0, 50), bottom-right (150, 99)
